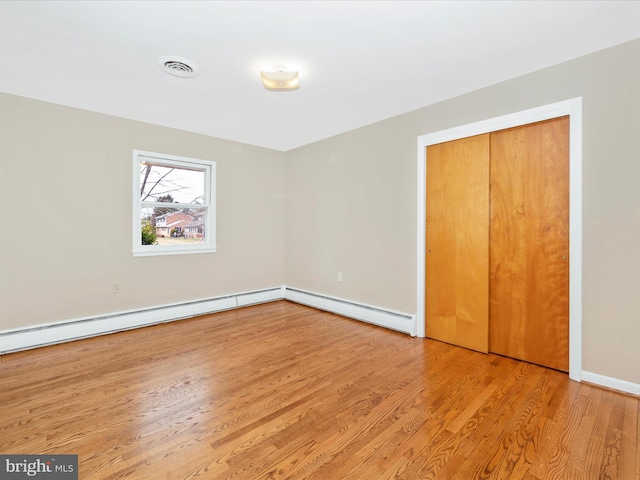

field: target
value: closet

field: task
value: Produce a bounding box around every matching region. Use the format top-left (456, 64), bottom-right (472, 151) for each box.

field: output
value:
top-left (425, 116), bottom-right (569, 372)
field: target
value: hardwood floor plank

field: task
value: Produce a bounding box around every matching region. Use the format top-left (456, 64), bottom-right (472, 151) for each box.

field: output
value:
top-left (1, 301), bottom-right (638, 479)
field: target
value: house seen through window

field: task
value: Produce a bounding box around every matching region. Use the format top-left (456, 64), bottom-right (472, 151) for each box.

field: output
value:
top-left (133, 150), bottom-right (216, 256)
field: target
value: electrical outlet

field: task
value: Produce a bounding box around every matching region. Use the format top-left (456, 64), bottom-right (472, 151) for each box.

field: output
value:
top-left (112, 283), bottom-right (120, 294)
top-left (337, 272), bottom-right (343, 282)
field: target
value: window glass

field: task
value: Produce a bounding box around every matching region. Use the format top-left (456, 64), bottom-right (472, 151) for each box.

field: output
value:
top-left (133, 151), bottom-right (216, 256)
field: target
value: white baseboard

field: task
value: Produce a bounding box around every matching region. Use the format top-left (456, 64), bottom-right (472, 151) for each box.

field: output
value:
top-left (581, 370), bottom-right (640, 397)
top-left (0, 285), bottom-right (416, 354)
top-left (284, 287), bottom-right (417, 336)
top-left (0, 287), bottom-right (285, 354)
top-left (5, 286), bottom-right (637, 397)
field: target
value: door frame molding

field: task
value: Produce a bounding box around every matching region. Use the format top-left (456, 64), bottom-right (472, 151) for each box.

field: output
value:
top-left (416, 98), bottom-right (583, 381)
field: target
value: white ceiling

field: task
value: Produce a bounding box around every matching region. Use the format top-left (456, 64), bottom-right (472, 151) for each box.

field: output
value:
top-left (2, 1), bottom-right (640, 152)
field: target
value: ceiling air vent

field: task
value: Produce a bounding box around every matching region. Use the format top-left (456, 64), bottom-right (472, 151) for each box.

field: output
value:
top-left (158, 56), bottom-right (199, 78)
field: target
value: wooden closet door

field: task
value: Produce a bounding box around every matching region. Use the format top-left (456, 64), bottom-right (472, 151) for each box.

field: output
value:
top-left (426, 134), bottom-right (490, 353)
top-left (489, 116), bottom-right (569, 371)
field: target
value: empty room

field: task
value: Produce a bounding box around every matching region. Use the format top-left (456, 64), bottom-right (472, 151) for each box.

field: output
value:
top-left (1, 1), bottom-right (639, 479)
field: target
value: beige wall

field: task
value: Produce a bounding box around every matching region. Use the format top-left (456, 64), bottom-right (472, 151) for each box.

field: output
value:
top-left (0, 93), bottom-right (286, 330)
top-left (285, 38), bottom-right (640, 384)
top-left (2, 37), bottom-right (639, 387)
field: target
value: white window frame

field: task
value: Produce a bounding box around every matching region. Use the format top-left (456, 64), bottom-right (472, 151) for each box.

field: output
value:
top-left (132, 150), bottom-right (216, 257)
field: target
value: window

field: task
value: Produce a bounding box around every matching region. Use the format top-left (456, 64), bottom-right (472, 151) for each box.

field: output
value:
top-left (133, 150), bottom-right (216, 256)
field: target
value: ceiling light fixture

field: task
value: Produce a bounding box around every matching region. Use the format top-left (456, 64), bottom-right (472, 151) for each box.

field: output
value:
top-left (259, 69), bottom-right (300, 91)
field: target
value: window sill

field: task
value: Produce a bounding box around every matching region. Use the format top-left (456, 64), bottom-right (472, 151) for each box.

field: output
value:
top-left (133, 246), bottom-right (217, 257)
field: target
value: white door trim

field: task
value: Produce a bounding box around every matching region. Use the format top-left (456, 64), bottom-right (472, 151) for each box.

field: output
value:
top-left (416, 98), bottom-right (583, 382)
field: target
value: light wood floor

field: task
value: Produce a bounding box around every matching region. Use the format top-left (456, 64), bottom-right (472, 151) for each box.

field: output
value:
top-left (1, 301), bottom-right (638, 479)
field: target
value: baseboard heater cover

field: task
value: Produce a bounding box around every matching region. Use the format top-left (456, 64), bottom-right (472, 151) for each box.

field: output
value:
top-left (5, 285), bottom-right (639, 396)
top-left (0, 286), bottom-right (286, 354)
top-left (1, 285), bottom-right (417, 355)
top-left (284, 287), bottom-right (417, 336)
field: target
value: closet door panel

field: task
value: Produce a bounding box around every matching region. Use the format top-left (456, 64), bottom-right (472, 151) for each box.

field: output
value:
top-left (489, 116), bottom-right (569, 371)
top-left (426, 134), bottom-right (490, 353)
